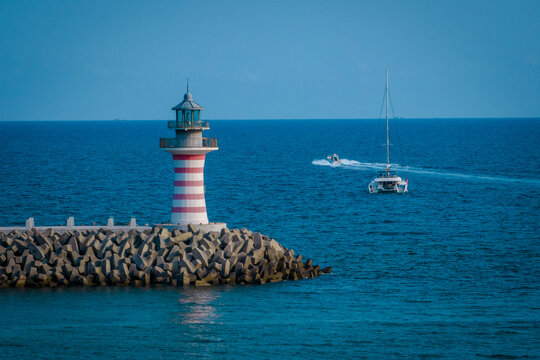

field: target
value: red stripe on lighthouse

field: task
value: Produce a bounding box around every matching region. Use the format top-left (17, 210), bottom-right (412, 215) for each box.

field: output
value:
top-left (172, 206), bottom-right (207, 213)
top-left (174, 180), bottom-right (204, 186)
top-left (173, 154), bottom-right (206, 160)
top-left (174, 167), bottom-right (205, 173)
top-left (173, 193), bottom-right (205, 200)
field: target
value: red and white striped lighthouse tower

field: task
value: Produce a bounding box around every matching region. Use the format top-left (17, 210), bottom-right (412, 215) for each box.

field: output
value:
top-left (160, 85), bottom-right (218, 225)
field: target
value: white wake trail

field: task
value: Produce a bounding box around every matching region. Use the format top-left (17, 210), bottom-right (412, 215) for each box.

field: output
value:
top-left (312, 158), bottom-right (540, 185)
top-left (311, 158), bottom-right (368, 168)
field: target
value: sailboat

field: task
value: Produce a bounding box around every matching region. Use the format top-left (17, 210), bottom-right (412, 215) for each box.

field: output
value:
top-left (368, 69), bottom-right (408, 194)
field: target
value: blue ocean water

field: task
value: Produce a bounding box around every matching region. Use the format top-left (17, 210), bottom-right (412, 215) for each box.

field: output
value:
top-left (0, 119), bottom-right (539, 359)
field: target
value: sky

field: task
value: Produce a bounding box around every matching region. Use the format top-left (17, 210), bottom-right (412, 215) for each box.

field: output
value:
top-left (1, 0), bottom-right (539, 120)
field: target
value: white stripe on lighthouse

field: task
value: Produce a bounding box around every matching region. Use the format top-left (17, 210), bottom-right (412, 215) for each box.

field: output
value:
top-left (173, 185), bottom-right (205, 195)
top-left (170, 154), bottom-right (208, 224)
top-left (173, 159), bottom-right (205, 168)
top-left (174, 172), bottom-right (204, 181)
top-left (172, 198), bottom-right (207, 208)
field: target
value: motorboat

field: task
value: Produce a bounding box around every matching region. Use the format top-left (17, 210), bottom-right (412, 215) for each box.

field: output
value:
top-left (327, 154), bottom-right (341, 165)
top-left (368, 69), bottom-right (408, 194)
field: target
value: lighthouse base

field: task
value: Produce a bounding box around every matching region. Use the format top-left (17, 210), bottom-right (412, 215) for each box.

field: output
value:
top-left (156, 222), bottom-right (227, 233)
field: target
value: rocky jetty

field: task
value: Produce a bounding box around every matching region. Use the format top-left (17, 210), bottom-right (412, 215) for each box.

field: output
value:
top-left (0, 225), bottom-right (330, 288)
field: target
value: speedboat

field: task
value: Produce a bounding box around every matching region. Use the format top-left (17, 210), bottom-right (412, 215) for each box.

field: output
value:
top-left (368, 69), bottom-right (408, 194)
top-left (327, 154), bottom-right (341, 165)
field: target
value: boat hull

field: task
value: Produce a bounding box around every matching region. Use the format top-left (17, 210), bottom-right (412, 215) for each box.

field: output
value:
top-left (368, 179), bottom-right (408, 194)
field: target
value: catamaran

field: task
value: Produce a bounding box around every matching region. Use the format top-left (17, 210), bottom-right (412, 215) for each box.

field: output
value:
top-left (368, 70), bottom-right (408, 194)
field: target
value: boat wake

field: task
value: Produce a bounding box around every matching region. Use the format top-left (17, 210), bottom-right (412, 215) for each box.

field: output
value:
top-left (311, 159), bottom-right (362, 168)
top-left (312, 158), bottom-right (540, 185)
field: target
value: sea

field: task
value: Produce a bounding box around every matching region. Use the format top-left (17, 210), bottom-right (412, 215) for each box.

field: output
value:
top-left (0, 119), bottom-right (538, 359)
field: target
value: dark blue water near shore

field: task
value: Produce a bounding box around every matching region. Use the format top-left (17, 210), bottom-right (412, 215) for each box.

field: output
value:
top-left (0, 119), bottom-right (539, 359)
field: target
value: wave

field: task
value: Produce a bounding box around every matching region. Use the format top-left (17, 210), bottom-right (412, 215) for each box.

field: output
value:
top-left (312, 158), bottom-right (540, 185)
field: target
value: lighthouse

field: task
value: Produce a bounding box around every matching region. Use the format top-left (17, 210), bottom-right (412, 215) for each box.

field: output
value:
top-left (160, 85), bottom-right (218, 225)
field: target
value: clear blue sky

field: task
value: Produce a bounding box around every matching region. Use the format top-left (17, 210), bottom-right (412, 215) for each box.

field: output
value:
top-left (1, 0), bottom-right (539, 120)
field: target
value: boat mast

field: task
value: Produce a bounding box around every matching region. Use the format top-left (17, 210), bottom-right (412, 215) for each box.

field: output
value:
top-left (386, 69), bottom-right (390, 174)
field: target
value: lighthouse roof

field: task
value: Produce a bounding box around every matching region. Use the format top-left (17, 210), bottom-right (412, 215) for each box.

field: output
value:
top-left (172, 92), bottom-right (205, 111)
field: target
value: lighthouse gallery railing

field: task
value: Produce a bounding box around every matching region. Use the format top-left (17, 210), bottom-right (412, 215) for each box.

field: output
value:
top-left (159, 137), bottom-right (218, 148)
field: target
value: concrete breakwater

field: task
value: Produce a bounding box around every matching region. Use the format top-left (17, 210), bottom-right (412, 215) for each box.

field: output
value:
top-left (0, 225), bottom-right (330, 287)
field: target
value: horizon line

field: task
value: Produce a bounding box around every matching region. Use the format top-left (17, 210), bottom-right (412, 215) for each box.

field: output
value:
top-left (1, 116), bottom-right (539, 122)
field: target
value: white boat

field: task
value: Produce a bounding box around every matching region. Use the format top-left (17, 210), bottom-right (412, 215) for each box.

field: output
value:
top-left (368, 70), bottom-right (408, 194)
top-left (327, 153), bottom-right (341, 165)
top-left (369, 173), bottom-right (408, 193)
